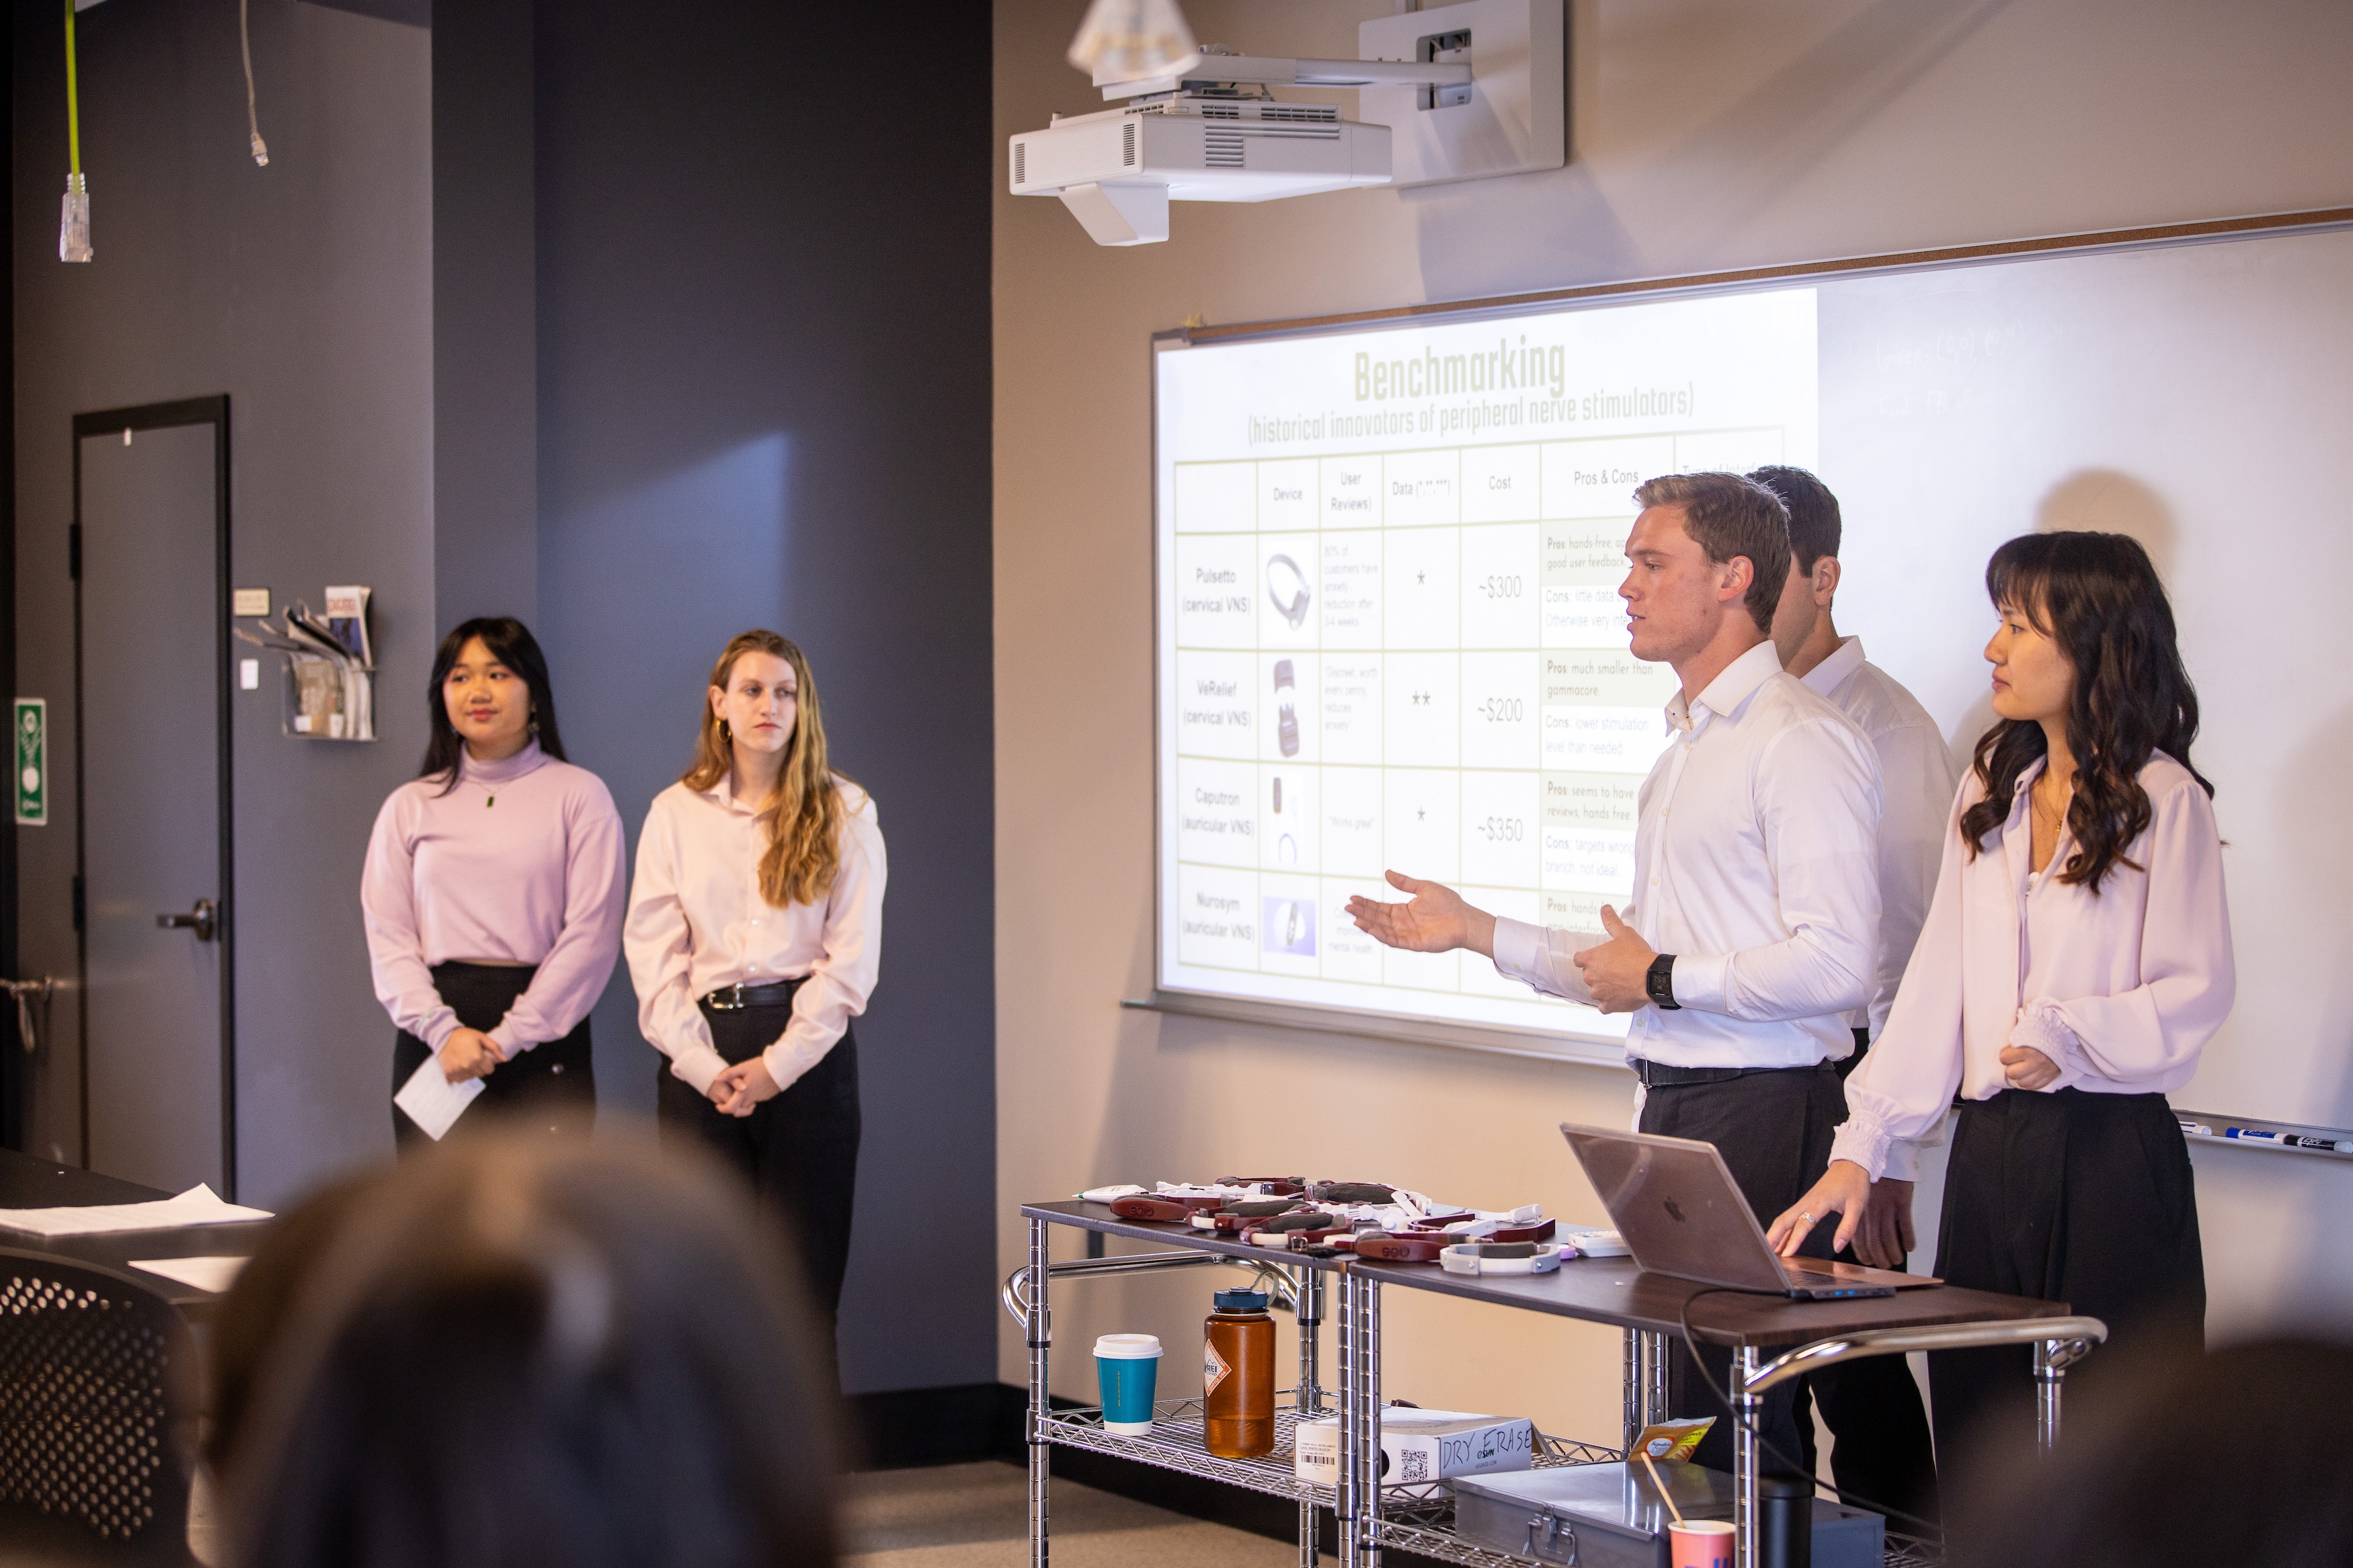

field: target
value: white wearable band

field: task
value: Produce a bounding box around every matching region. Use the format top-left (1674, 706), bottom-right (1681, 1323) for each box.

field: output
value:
top-left (1266, 554), bottom-right (1311, 628)
top-left (1439, 1243), bottom-right (1566, 1277)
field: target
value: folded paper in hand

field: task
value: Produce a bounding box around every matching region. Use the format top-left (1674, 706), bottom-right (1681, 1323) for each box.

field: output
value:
top-left (0, 1184), bottom-right (272, 1238)
top-left (395, 1055), bottom-right (483, 1141)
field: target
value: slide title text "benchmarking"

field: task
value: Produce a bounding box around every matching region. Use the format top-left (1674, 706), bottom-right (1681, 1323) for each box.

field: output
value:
top-left (1357, 338), bottom-right (1567, 402)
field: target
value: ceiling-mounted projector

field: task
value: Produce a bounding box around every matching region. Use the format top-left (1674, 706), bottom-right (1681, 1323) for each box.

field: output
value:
top-left (1011, 0), bottom-right (1564, 247)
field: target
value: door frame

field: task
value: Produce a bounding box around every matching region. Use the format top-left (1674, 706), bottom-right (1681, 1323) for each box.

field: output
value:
top-left (69, 397), bottom-right (235, 1198)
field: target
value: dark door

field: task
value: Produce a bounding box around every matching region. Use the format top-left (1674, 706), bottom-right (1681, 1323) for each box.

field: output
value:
top-left (72, 401), bottom-right (234, 1196)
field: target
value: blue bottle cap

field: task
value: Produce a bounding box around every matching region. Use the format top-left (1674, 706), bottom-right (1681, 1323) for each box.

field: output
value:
top-left (1213, 1288), bottom-right (1270, 1311)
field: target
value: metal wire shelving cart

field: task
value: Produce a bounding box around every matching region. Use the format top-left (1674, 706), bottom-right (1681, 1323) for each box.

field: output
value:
top-left (1013, 1200), bottom-right (2087, 1567)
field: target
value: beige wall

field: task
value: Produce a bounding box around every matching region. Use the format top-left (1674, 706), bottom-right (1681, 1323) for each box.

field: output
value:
top-left (992, 0), bottom-right (2353, 1432)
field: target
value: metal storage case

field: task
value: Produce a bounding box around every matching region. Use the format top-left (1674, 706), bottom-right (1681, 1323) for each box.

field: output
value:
top-left (1451, 1461), bottom-right (1884, 1568)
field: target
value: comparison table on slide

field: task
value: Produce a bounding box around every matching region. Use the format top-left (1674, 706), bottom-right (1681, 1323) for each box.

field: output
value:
top-left (1014, 1199), bottom-right (2101, 1568)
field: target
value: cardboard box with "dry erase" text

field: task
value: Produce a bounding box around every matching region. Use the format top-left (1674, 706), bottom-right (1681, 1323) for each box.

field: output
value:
top-left (1294, 1408), bottom-right (1535, 1486)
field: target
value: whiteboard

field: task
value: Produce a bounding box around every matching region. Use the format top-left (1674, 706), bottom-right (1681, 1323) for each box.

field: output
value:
top-left (1821, 225), bottom-right (2353, 1134)
top-left (1154, 222), bottom-right (2353, 1132)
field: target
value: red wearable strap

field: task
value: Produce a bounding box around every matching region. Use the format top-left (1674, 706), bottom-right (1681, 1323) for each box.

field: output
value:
top-left (1351, 1232), bottom-right (1449, 1263)
top-left (1110, 1194), bottom-right (1228, 1223)
top-left (1285, 1227), bottom-right (1361, 1251)
top-left (1421, 1219), bottom-right (1554, 1243)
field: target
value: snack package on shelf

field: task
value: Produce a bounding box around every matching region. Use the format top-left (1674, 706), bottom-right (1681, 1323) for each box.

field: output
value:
top-left (1628, 1418), bottom-right (1713, 1462)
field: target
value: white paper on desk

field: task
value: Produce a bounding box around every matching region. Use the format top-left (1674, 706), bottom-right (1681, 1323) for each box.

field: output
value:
top-left (0, 1184), bottom-right (274, 1238)
top-left (130, 1255), bottom-right (249, 1294)
top-left (395, 1055), bottom-right (484, 1141)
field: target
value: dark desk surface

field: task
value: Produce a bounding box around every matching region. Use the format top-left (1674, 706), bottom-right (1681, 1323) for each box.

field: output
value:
top-left (1025, 1199), bottom-right (2070, 1351)
top-left (0, 1147), bottom-right (272, 1311)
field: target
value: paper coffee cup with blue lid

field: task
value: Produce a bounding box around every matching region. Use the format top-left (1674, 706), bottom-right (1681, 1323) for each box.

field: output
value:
top-left (1095, 1333), bottom-right (1162, 1434)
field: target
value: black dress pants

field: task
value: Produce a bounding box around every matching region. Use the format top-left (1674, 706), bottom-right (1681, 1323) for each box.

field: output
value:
top-left (1929, 1089), bottom-right (2203, 1541)
top-left (657, 993), bottom-right (861, 1401)
top-left (391, 961), bottom-right (595, 1149)
top-left (1639, 1063), bottom-right (1843, 1479)
top-left (1798, 1028), bottom-right (1942, 1528)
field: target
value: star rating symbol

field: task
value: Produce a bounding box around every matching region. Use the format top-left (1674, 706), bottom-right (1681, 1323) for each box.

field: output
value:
top-left (1417, 570), bottom-right (1427, 585)
top-left (1417, 808), bottom-right (1426, 821)
top-left (1410, 690), bottom-right (1431, 706)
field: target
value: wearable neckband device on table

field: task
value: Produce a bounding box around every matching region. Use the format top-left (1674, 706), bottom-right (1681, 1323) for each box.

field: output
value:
top-left (1265, 553), bottom-right (1311, 629)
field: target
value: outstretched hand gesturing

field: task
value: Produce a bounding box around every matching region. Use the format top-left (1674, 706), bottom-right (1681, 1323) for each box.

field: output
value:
top-left (1345, 871), bottom-right (1497, 959)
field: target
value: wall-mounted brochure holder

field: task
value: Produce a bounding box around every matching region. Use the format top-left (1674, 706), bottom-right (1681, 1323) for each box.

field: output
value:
top-left (234, 585), bottom-right (376, 741)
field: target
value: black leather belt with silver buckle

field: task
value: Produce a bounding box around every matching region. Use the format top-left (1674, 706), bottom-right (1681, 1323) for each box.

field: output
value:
top-left (701, 979), bottom-right (804, 1012)
top-left (1632, 1059), bottom-right (1831, 1088)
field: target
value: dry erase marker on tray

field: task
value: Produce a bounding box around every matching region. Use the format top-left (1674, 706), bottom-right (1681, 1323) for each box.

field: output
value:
top-left (2223, 1127), bottom-right (2353, 1152)
top-left (2178, 1122), bottom-right (2213, 1137)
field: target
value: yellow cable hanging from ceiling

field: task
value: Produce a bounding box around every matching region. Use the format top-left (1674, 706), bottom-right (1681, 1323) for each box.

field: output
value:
top-left (241, 0), bottom-right (268, 165)
top-left (59, 0), bottom-right (91, 261)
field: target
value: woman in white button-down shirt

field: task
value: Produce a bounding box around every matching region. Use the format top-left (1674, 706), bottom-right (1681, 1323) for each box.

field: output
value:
top-left (625, 630), bottom-right (886, 1396)
top-left (1771, 532), bottom-right (2232, 1513)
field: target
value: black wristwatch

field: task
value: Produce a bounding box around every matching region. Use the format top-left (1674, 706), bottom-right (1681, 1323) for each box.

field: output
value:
top-left (1645, 954), bottom-right (1680, 1010)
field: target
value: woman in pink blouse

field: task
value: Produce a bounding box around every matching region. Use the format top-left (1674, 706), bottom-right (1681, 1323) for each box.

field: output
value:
top-left (1771, 533), bottom-right (2233, 1487)
top-left (362, 618), bottom-right (627, 1146)
top-left (624, 630), bottom-right (885, 1394)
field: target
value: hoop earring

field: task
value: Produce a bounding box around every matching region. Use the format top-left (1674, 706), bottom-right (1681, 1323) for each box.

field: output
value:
top-left (719, 718), bottom-right (732, 742)
top-left (528, 717), bottom-right (539, 734)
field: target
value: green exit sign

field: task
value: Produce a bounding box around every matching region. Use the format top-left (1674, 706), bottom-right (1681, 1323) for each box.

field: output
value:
top-left (14, 699), bottom-right (44, 826)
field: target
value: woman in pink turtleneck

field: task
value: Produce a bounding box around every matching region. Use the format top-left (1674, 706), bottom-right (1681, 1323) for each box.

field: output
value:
top-left (362, 618), bottom-right (625, 1145)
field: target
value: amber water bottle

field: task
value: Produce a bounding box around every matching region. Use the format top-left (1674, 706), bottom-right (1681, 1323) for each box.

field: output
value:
top-left (1203, 1286), bottom-right (1276, 1458)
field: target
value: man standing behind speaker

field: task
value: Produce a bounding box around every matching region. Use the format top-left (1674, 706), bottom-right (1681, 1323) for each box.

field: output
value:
top-left (1349, 472), bottom-right (1881, 1478)
top-left (1755, 464), bottom-right (1953, 1527)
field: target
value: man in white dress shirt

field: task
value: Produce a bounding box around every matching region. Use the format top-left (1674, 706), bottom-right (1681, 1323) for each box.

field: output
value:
top-left (1754, 464), bottom-right (1955, 1526)
top-left (1349, 471), bottom-right (1882, 1478)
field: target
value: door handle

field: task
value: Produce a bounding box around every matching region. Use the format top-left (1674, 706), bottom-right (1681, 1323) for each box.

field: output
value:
top-left (157, 899), bottom-right (217, 942)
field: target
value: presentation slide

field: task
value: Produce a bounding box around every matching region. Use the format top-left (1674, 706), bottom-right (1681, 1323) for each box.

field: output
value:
top-left (1154, 288), bottom-right (1818, 1047)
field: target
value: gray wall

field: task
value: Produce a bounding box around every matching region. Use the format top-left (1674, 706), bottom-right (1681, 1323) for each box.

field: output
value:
top-left (532, 1), bottom-right (998, 1397)
top-left (11, 0), bottom-right (432, 1202)
top-left (9, 0), bottom-right (999, 1400)
top-left (431, 0), bottom-right (535, 626)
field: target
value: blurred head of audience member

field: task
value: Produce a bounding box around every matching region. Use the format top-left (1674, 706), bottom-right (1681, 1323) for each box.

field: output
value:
top-left (211, 1133), bottom-right (839, 1568)
top-left (1958, 1339), bottom-right (2353, 1568)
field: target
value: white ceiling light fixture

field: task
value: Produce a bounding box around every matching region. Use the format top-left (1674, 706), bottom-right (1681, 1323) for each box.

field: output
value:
top-left (1066, 0), bottom-right (1201, 87)
top-left (1013, 0), bottom-right (1564, 248)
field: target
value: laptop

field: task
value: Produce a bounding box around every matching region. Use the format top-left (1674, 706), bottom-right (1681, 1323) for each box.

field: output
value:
top-left (1560, 1124), bottom-right (1939, 1300)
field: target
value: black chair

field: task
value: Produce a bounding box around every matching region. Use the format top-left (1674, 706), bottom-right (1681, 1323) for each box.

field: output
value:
top-left (0, 1249), bottom-right (198, 1564)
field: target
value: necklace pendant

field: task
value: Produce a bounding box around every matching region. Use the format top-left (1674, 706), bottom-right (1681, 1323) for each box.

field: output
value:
top-left (485, 794), bottom-right (495, 808)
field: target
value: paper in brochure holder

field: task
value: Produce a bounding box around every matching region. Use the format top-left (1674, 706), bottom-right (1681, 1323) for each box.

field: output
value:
top-left (235, 585), bottom-right (375, 741)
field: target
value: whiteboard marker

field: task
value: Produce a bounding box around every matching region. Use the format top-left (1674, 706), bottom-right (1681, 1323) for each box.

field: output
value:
top-left (2177, 1121), bottom-right (2213, 1137)
top-left (2223, 1127), bottom-right (2353, 1152)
